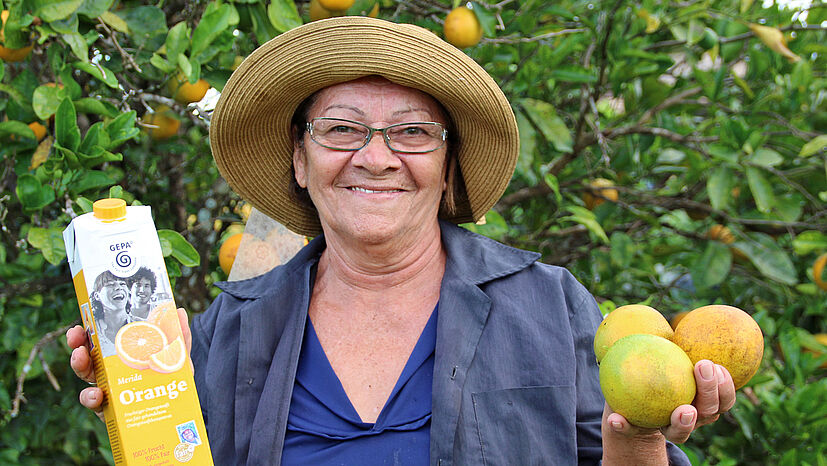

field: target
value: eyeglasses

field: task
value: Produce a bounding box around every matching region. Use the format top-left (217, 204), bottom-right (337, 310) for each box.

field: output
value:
top-left (307, 117), bottom-right (447, 154)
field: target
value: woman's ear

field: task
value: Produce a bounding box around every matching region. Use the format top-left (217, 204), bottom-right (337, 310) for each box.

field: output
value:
top-left (293, 142), bottom-right (307, 188)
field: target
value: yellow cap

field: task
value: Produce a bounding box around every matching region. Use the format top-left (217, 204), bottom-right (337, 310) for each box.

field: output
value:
top-left (93, 198), bottom-right (127, 221)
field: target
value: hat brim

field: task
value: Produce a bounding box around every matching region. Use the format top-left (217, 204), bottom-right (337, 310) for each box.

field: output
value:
top-left (210, 17), bottom-right (519, 237)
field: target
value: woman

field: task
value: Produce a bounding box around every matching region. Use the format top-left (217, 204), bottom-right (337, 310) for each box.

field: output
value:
top-left (89, 271), bottom-right (132, 357)
top-left (68, 17), bottom-right (735, 465)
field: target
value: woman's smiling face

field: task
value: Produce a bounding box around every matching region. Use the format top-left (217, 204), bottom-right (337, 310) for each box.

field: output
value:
top-left (99, 278), bottom-right (129, 312)
top-left (293, 77), bottom-right (449, 245)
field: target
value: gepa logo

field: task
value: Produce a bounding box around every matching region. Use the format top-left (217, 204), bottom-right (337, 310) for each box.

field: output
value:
top-left (109, 239), bottom-right (139, 276)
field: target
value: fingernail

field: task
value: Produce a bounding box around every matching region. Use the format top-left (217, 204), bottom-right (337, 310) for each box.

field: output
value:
top-left (700, 362), bottom-right (714, 381)
top-left (89, 391), bottom-right (98, 402)
top-left (611, 421), bottom-right (623, 430)
top-left (717, 366), bottom-right (726, 384)
top-left (680, 412), bottom-right (695, 426)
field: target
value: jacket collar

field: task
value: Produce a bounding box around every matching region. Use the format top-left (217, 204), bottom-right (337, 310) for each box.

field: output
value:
top-left (215, 220), bottom-right (539, 298)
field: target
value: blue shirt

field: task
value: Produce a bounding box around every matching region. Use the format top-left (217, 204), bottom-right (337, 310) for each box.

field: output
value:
top-left (282, 306), bottom-right (438, 465)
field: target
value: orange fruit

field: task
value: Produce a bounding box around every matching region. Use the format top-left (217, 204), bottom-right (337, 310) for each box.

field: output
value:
top-left (318, 0), bottom-right (354, 10)
top-left (218, 232), bottom-right (244, 275)
top-left (707, 224), bottom-right (735, 244)
top-left (309, 0), bottom-right (344, 21)
top-left (444, 6), bottom-right (483, 49)
top-left (669, 311), bottom-right (689, 330)
top-left (115, 321), bottom-right (168, 370)
top-left (28, 121), bottom-right (47, 142)
top-left (813, 253), bottom-right (827, 291)
top-left (593, 304), bottom-right (673, 363)
top-left (583, 178), bottom-right (619, 210)
top-left (141, 105), bottom-right (180, 140)
top-left (167, 73), bottom-right (210, 104)
top-left (0, 10), bottom-right (33, 62)
top-left (148, 336), bottom-right (187, 373)
top-left (672, 304), bottom-right (764, 389)
top-left (147, 302), bottom-right (182, 343)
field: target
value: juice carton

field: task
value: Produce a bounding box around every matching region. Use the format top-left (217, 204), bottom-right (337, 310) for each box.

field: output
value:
top-left (63, 198), bottom-right (213, 465)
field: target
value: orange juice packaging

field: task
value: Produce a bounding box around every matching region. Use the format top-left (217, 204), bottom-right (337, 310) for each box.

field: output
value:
top-left (63, 198), bottom-right (212, 465)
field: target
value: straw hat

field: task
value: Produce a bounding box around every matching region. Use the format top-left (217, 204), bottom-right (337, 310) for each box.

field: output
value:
top-left (210, 16), bottom-right (519, 236)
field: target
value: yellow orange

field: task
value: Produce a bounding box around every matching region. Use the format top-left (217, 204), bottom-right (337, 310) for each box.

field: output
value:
top-left (0, 10), bottom-right (33, 62)
top-left (583, 178), bottom-right (619, 210)
top-left (813, 253), bottom-right (827, 291)
top-left (309, 0), bottom-right (344, 21)
top-left (148, 336), bottom-right (187, 373)
top-left (593, 304), bottom-right (674, 363)
top-left (141, 105), bottom-right (180, 140)
top-left (318, 0), bottom-right (354, 10)
top-left (444, 6), bottom-right (483, 49)
top-left (167, 73), bottom-right (210, 104)
top-left (707, 224), bottom-right (735, 244)
top-left (147, 302), bottom-right (182, 343)
top-left (115, 321), bottom-right (168, 370)
top-left (672, 304), bottom-right (764, 389)
top-left (218, 232), bottom-right (244, 275)
top-left (28, 121), bottom-right (47, 141)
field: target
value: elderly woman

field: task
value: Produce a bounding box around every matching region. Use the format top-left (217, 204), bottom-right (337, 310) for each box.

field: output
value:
top-left (68, 17), bottom-right (735, 465)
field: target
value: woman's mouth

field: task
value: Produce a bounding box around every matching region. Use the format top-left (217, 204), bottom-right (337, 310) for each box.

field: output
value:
top-left (349, 186), bottom-right (403, 194)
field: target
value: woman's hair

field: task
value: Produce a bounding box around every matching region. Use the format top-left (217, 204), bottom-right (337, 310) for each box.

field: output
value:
top-left (93, 270), bottom-right (121, 293)
top-left (128, 266), bottom-right (157, 292)
top-left (288, 84), bottom-right (466, 219)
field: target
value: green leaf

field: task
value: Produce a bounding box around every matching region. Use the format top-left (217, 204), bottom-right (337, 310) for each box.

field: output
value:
top-left (707, 144), bottom-right (739, 163)
top-left (104, 111), bottom-right (139, 148)
top-left (748, 148), bottom-right (783, 167)
top-left (27, 227), bottom-right (67, 265)
top-left (192, 3), bottom-right (238, 60)
top-left (267, 0), bottom-right (302, 34)
top-left (15, 174), bottom-right (55, 210)
top-left (150, 54), bottom-right (176, 74)
top-left (51, 14), bottom-right (79, 34)
top-left (745, 166), bottom-right (775, 213)
top-left (116, 6), bottom-right (167, 41)
top-left (549, 67), bottom-right (597, 83)
top-left (513, 110), bottom-right (537, 185)
top-left (610, 232), bottom-right (634, 268)
top-left (707, 166), bottom-right (732, 211)
top-left (55, 98), bottom-right (81, 152)
top-left (165, 22), bottom-right (190, 67)
top-left (157, 230), bottom-right (200, 267)
top-left (62, 32), bottom-right (89, 62)
top-left (543, 173), bottom-right (562, 205)
top-left (245, 2), bottom-right (278, 43)
top-left (99, 10), bottom-right (128, 33)
top-left (34, 0), bottom-right (83, 22)
top-left (73, 62), bottom-right (119, 89)
top-left (519, 98), bottom-right (573, 152)
top-left (792, 231), bottom-right (827, 255)
top-left (32, 84), bottom-right (68, 120)
top-left (562, 206), bottom-right (609, 244)
top-left (691, 241), bottom-right (732, 289)
top-left (73, 97), bottom-right (119, 118)
top-left (733, 232), bottom-right (797, 285)
top-left (69, 170), bottom-right (116, 194)
top-left (469, 2), bottom-right (497, 37)
top-left (0, 120), bottom-right (35, 140)
top-left (78, 0), bottom-right (116, 19)
top-left (799, 135), bottom-right (827, 158)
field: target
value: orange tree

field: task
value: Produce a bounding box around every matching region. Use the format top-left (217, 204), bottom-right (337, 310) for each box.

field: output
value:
top-left (0, 0), bottom-right (825, 463)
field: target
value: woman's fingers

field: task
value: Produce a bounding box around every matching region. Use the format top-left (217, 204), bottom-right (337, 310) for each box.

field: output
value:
top-left (661, 405), bottom-right (697, 444)
top-left (67, 326), bottom-right (97, 384)
top-left (177, 308), bottom-right (192, 355)
top-left (80, 387), bottom-right (105, 421)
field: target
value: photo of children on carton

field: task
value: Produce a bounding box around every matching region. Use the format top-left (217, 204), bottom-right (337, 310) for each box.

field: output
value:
top-left (90, 267), bottom-right (170, 357)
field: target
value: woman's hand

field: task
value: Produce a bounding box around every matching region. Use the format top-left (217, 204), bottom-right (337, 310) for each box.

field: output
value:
top-left (66, 308), bottom-right (193, 421)
top-left (601, 359), bottom-right (737, 464)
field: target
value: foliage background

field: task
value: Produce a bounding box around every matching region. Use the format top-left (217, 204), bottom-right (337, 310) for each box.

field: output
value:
top-left (0, 0), bottom-right (825, 464)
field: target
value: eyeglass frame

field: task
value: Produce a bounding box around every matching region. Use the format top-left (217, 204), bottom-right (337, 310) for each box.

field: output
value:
top-left (306, 117), bottom-right (448, 154)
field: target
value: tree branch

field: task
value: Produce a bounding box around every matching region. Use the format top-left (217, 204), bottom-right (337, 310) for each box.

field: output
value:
top-left (9, 322), bottom-right (78, 418)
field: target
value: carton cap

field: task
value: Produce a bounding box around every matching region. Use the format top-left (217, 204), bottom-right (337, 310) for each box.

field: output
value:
top-left (93, 198), bottom-right (127, 222)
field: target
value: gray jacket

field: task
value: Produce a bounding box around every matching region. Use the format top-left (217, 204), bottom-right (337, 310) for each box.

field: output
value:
top-left (192, 221), bottom-right (689, 465)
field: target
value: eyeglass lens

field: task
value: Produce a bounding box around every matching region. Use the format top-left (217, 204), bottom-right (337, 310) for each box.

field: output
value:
top-left (310, 118), bottom-right (445, 153)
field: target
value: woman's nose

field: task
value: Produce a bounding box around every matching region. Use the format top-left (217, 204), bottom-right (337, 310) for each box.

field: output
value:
top-left (352, 134), bottom-right (402, 173)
